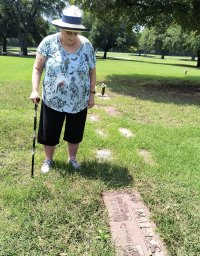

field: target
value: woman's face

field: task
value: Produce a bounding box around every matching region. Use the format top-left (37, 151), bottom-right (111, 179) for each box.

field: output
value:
top-left (61, 29), bottom-right (78, 46)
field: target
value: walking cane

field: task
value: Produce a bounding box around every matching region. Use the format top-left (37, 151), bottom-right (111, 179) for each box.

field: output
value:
top-left (31, 98), bottom-right (40, 178)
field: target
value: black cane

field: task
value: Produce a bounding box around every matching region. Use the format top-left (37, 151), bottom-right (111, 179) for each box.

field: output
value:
top-left (31, 98), bottom-right (40, 178)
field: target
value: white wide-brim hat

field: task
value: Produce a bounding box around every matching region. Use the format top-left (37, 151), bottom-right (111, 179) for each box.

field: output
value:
top-left (52, 14), bottom-right (89, 32)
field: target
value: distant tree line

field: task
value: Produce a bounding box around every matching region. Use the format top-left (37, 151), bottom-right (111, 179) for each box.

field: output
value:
top-left (0, 0), bottom-right (64, 55)
top-left (1, 0), bottom-right (200, 67)
top-left (138, 25), bottom-right (200, 61)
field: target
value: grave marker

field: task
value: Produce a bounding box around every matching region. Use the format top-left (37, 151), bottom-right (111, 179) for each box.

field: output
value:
top-left (103, 191), bottom-right (167, 256)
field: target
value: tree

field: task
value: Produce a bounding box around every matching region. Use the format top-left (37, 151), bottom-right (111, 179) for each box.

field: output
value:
top-left (28, 17), bottom-right (49, 46)
top-left (1, 0), bottom-right (65, 55)
top-left (0, 6), bottom-right (17, 53)
top-left (138, 28), bottom-right (155, 55)
top-left (76, 0), bottom-right (200, 66)
top-left (152, 23), bottom-right (171, 59)
top-left (163, 25), bottom-right (183, 54)
top-left (82, 11), bottom-right (137, 59)
top-left (77, 0), bottom-right (200, 29)
top-left (171, 0), bottom-right (200, 66)
top-left (89, 18), bottom-right (137, 59)
top-left (185, 31), bottom-right (200, 61)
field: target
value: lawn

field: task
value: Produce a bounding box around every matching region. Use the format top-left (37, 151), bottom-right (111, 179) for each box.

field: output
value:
top-left (0, 52), bottom-right (200, 256)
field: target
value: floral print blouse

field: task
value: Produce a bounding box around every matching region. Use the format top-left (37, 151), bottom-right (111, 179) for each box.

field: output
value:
top-left (37, 33), bottom-right (96, 113)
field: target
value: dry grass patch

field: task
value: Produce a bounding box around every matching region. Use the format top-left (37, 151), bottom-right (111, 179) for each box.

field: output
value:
top-left (103, 106), bottom-right (120, 116)
top-left (138, 149), bottom-right (157, 166)
top-left (87, 113), bottom-right (100, 122)
top-left (96, 149), bottom-right (112, 161)
top-left (96, 129), bottom-right (108, 138)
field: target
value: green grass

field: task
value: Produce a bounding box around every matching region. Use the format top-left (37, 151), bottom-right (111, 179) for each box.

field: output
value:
top-left (1, 52), bottom-right (200, 255)
top-left (97, 51), bottom-right (197, 65)
top-left (96, 58), bottom-right (199, 82)
top-left (0, 57), bottom-right (34, 81)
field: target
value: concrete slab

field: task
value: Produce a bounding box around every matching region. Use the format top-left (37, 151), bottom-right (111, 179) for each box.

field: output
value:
top-left (96, 149), bottom-right (112, 160)
top-left (103, 190), bottom-right (167, 256)
top-left (88, 114), bottom-right (99, 122)
top-left (119, 128), bottom-right (134, 138)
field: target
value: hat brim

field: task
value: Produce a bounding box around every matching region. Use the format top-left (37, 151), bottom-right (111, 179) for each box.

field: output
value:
top-left (52, 19), bottom-right (90, 32)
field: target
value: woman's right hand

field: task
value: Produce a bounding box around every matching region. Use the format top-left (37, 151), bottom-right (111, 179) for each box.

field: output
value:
top-left (29, 91), bottom-right (40, 104)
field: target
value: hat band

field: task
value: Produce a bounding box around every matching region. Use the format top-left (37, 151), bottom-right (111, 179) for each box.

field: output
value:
top-left (62, 15), bottom-right (82, 25)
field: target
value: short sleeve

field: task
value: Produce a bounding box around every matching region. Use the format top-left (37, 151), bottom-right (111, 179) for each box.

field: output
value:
top-left (37, 36), bottom-right (50, 57)
top-left (86, 43), bottom-right (96, 69)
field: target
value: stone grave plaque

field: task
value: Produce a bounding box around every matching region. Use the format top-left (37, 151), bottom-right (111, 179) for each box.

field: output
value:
top-left (103, 191), bottom-right (167, 256)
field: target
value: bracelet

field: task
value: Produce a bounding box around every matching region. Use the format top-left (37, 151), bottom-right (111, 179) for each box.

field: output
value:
top-left (90, 91), bottom-right (96, 94)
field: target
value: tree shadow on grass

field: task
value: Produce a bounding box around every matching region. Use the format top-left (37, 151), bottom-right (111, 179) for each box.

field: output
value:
top-left (98, 56), bottom-right (198, 69)
top-left (103, 75), bottom-right (200, 106)
top-left (3, 54), bottom-right (36, 59)
top-left (1, 52), bottom-right (35, 58)
top-left (54, 160), bottom-right (134, 189)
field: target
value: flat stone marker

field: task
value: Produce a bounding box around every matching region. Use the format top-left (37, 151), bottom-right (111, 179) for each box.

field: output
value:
top-left (88, 114), bottom-right (99, 122)
top-left (138, 150), bottom-right (156, 166)
top-left (119, 128), bottom-right (134, 138)
top-left (103, 190), bottom-right (167, 256)
top-left (96, 149), bottom-right (112, 160)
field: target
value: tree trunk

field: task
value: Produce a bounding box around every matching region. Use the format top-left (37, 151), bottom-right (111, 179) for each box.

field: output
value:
top-left (94, 48), bottom-right (98, 55)
top-left (2, 36), bottom-right (7, 53)
top-left (161, 50), bottom-right (165, 59)
top-left (19, 32), bottom-right (28, 56)
top-left (103, 50), bottom-right (107, 59)
top-left (191, 55), bottom-right (195, 61)
top-left (197, 50), bottom-right (200, 68)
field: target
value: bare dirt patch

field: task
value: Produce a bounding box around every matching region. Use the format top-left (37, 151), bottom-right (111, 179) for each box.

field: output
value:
top-left (88, 114), bottom-right (100, 122)
top-left (104, 106), bottom-right (120, 116)
top-left (96, 149), bottom-right (112, 160)
top-left (96, 105), bottom-right (120, 116)
top-left (138, 149), bottom-right (156, 166)
top-left (103, 190), bottom-right (167, 256)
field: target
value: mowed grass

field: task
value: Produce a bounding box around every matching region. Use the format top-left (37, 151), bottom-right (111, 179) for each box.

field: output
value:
top-left (1, 52), bottom-right (200, 255)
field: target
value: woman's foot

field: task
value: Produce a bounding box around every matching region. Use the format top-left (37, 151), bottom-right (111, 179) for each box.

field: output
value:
top-left (41, 160), bottom-right (53, 173)
top-left (68, 159), bottom-right (81, 169)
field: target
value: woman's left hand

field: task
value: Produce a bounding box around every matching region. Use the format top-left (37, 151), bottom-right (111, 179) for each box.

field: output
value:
top-left (88, 94), bottom-right (95, 108)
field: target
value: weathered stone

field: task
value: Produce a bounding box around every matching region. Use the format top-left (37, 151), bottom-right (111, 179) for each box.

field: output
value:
top-left (103, 191), bottom-right (167, 256)
top-left (96, 149), bottom-right (112, 160)
top-left (119, 128), bottom-right (134, 138)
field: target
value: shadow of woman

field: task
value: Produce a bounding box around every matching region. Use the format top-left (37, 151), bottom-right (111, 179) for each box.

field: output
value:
top-left (53, 160), bottom-right (134, 189)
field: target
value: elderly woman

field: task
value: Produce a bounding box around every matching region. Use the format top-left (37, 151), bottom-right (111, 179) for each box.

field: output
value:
top-left (29, 5), bottom-right (96, 173)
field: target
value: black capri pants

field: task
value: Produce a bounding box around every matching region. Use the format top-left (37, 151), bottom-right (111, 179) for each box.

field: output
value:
top-left (38, 102), bottom-right (87, 146)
